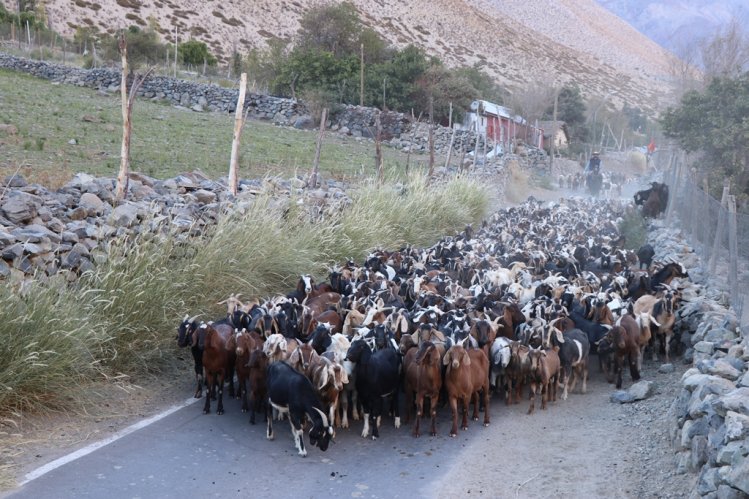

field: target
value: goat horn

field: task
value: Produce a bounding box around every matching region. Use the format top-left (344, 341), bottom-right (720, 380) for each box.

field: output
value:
top-left (312, 407), bottom-right (330, 427)
top-left (188, 314), bottom-right (200, 323)
top-left (183, 314), bottom-right (189, 322)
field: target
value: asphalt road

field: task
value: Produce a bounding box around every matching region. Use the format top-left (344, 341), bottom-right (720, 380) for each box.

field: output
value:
top-left (8, 394), bottom-right (486, 499)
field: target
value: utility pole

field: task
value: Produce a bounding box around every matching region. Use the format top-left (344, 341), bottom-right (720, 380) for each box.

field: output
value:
top-left (359, 43), bottom-right (364, 107)
top-left (550, 89), bottom-right (558, 171)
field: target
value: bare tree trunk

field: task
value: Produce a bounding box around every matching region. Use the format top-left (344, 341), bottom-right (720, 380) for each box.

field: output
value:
top-left (116, 34), bottom-right (130, 203)
top-left (375, 112), bottom-right (383, 185)
top-left (116, 33), bottom-right (154, 203)
top-left (428, 94), bottom-right (435, 178)
top-left (444, 126), bottom-right (456, 171)
top-left (359, 43), bottom-right (364, 107)
top-left (228, 72), bottom-right (247, 196)
top-left (308, 107), bottom-right (328, 188)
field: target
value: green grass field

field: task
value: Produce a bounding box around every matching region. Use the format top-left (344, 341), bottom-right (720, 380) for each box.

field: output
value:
top-left (0, 68), bottom-right (421, 187)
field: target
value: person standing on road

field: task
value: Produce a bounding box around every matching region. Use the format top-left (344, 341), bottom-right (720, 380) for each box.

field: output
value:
top-left (585, 151), bottom-right (601, 174)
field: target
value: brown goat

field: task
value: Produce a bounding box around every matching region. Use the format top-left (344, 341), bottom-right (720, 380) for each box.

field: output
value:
top-left (527, 347), bottom-right (560, 414)
top-left (506, 341), bottom-right (532, 405)
top-left (247, 341), bottom-right (268, 424)
top-left (634, 292), bottom-right (674, 361)
top-left (230, 329), bottom-right (263, 413)
top-left (443, 343), bottom-right (490, 437)
top-left (606, 322), bottom-right (641, 389)
top-left (198, 323), bottom-right (233, 415)
top-left (641, 190), bottom-right (663, 218)
top-left (404, 341), bottom-right (442, 437)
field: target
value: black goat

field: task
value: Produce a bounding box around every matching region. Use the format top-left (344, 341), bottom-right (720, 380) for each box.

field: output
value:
top-left (346, 338), bottom-right (401, 440)
top-left (176, 314), bottom-right (203, 398)
top-left (548, 327), bottom-right (590, 400)
top-left (266, 361), bottom-right (333, 457)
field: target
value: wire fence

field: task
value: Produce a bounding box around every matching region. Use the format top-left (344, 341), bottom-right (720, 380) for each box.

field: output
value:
top-left (658, 150), bottom-right (749, 326)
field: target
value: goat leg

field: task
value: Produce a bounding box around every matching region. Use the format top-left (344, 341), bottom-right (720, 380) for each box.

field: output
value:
top-left (449, 397), bottom-right (459, 437)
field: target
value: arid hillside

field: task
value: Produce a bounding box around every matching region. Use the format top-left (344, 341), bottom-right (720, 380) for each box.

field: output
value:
top-left (2, 0), bottom-right (678, 112)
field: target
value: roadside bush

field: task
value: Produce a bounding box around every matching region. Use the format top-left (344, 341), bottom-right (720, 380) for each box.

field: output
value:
top-left (618, 208), bottom-right (648, 250)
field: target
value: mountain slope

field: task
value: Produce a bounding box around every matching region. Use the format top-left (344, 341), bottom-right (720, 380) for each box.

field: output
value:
top-left (597, 1), bottom-right (749, 51)
top-left (2, 0), bottom-right (677, 112)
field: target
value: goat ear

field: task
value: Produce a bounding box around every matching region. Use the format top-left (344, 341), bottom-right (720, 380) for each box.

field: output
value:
top-left (318, 368), bottom-right (329, 391)
top-left (462, 351), bottom-right (471, 366)
top-left (649, 314), bottom-right (662, 327)
top-left (443, 352), bottom-right (451, 366)
top-left (288, 347), bottom-right (300, 365)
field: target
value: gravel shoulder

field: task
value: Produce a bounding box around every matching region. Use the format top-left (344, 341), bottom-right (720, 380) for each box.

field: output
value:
top-left (430, 358), bottom-right (694, 499)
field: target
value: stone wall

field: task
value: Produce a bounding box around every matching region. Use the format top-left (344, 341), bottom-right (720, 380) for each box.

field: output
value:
top-left (0, 53), bottom-right (410, 138)
top-left (0, 53), bottom-right (541, 157)
top-left (646, 220), bottom-right (749, 498)
top-left (0, 170), bottom-right (350, 288)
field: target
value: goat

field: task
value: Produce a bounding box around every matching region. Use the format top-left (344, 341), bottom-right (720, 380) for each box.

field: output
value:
top-left (547, 327), bottom-right (590, 400)
top-left (229, 329), bottom-right (263, 414)
top-left (489, 336), bottom-right (511, 397)
top-left (346, 338), bottom-right (401, 440)
top-left (404, 341), bottom-right (442, 437)
top-left (266, 361), bottom-right (333, 457)
top-left (196, 323), bottom-right (233, 415)
top-left (506, 341), bottom-right (531, 405)
top-left (527, 347), bottom-right (560, 414)
top-left (443, 341), bottom-right (490, 437)
top-left (176, 314), bottom-right (202, 398)
top-left (634, 291), bottom-right (676, 361)
top-left (247, 338), bottom-right (269, 424)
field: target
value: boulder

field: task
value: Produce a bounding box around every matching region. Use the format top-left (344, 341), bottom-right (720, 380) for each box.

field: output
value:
top-left (79, 192), bottom-right (106, 215)
top-left (698, 466), bottom-right (720, 495)
top-left (111, 203), bottom-right (140, 227)
top-left (1, 192), bottom-right (39, 224)
top-left (716, 485), bottom-right (744, 499)
top-left (193, 189), bottom-right (217, 204)
top-left (716, 441), bottom-right (749, 466)
top-left (709, 359), bottom-right (742, 381)
top-left (695, 341), bottom-right (716, 354)
top-left (723, 454), bottom-right (749, 494)
top-left (714, 389), bottom-right (749, 417)
top-left (12, 224), bottom-right (61, 244)
top-left (628, 380), bottom-right (655, 401)
top-left (0, 229), bottom-right (17, 245)
top-left (659, 363), bottom-right (675, 373)
top-left (610, 390), bottom-right (635, 404)
top-left (724, 411), bottom-right (749, 443)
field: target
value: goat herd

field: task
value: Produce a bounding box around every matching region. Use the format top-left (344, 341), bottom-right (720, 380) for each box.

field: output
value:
top-left (176, 183), bottom-right (686, 457)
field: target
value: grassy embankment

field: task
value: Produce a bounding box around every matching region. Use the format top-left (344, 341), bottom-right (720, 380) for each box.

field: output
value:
top-left (0, 68), bottom-right (490, 421)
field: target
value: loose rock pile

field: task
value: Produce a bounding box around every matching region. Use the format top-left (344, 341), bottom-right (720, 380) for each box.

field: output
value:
top-left (643, 221), bottom-right (748, 498)
top-left (0, 172), bottom-right (351, 286)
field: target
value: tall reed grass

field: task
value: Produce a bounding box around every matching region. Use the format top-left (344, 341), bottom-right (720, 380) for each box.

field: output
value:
top-left (0, 175), bottom-right (488, 418)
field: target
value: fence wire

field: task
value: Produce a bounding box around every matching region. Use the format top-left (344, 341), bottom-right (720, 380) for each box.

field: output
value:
top-left (659, 152), bottom-right (749, 326)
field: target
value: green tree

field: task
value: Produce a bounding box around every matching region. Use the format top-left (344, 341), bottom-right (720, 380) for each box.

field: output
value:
top-left (101, 26), bottom-right (166, 67)
top-left (546, 85), bottom-right (589, 143)
top-left (247, 39), bottom-right (290, 94)
top-left (297, 1), bottom-right (361, 57)
top-left (661, 74), bottom-right (749, 199)
top-left (414, 64), bottom-right (480, 124)
top-left (180, 39), bottom-right (217, 66)
top-left (365, 45), bottom-right (430, 112)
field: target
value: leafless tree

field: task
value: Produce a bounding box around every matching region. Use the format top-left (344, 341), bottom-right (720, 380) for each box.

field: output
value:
top-left (699, 19), bottom-right (749, 80)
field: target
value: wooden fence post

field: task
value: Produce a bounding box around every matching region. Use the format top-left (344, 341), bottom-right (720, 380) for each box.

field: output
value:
top-left (727, 195), bottom-right (739, 312)
top-left (701, 177), bottom-right (711, 266)
top-left (308, 107), bottom-right (328, 189)
top-left (375, 112), bottom-right (383, 185)
top-left (228, 72), bottom-right (247, 196)
top-left (444, 126), bottom-right (456, 171)
top-left (666, 161), bottom-right (680, 224)
top-left (709, 180), bottom-right (731, 274)
top-left (428, 94), bottom-right (435, 178)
